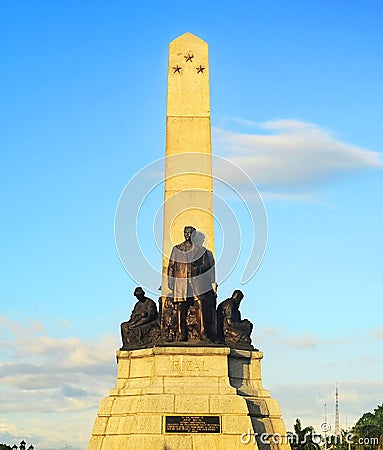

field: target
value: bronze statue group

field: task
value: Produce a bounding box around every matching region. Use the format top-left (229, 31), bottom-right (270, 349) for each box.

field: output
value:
top-left (121, 226), bottom-right (253, 350)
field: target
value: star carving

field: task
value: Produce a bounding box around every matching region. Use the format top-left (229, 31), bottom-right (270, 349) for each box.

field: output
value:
top-left (184, 53), bottom-right (194, 62)
top-left (172, 55), bottom-right (206, 75)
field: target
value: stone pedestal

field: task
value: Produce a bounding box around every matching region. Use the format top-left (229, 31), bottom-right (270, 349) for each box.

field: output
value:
top-left (88, 347), bottom-right (290, 450)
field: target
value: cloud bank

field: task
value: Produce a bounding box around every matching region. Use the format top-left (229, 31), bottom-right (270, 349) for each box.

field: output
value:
top-left (213, 119), bottom-right (382, 192)
top-left (0, 315), bottom-right (119, 449)
top-left (258, 327), bottom-right (353, 349)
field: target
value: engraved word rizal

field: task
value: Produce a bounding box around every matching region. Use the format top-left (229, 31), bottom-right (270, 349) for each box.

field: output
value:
top-left (172, 360), bottom-right (208, 372)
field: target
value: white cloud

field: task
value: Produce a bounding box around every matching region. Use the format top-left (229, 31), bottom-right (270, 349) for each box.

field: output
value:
top-left (257, 327), bottom-right (351, 349)
top-left (372, 324), bottom-right (383, 339)
top-left (213, 119), bottom-right (382, 190)
top-left (0, 417), bottom-right (22, 435)
top-left (260, 190), bottom-right (324, 203)
top-left (0, 315), bottom-right (119, 449)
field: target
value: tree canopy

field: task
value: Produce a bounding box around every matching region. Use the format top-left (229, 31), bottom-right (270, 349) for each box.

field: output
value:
top-left (353, 404), bottom-right (383, 450)
top-left (289, 418), bottom-right (321, 450)
top-left (0, 444), bottom-right (12, 450)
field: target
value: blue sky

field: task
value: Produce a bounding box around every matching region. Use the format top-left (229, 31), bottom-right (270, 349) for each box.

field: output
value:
top-left (1, 1), bottom-right (382, 449)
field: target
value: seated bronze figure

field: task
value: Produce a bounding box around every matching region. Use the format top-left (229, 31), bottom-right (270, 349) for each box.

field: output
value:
top-left (217, 290), bottom-right (254, 349)
top-left (120, 287), bottom-right (160, 349)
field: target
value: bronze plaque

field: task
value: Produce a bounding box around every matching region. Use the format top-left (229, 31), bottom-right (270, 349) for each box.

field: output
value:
top-left (165, 415), bottom-right (221, 433)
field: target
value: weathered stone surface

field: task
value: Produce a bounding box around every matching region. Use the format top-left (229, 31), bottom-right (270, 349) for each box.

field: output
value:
top-left (88, 347), bottom-right (290, 450)
top-left (208, 395), bottom-right (249, 414)
top-left (174, 394), bottom-right (210, 414)
top-left (91, 417), bottom-right (108, 436)
top-left (97, 398), bottom-right (115, 416)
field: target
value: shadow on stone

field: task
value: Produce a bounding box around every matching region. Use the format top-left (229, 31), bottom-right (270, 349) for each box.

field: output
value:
top-left (228, 349), bottom-right (251, 394)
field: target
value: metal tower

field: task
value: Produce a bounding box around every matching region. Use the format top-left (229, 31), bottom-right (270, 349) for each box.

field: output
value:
top-left (335, 383), bottom-right (340, 435)
top-left (324, 403), bottom-right (328, 450)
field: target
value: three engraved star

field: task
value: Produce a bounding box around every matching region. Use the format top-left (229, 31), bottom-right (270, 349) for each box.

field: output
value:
top-left (184, 53), bottom-right (194, 62)
top-left (172, 55), bottom-right (206, 74)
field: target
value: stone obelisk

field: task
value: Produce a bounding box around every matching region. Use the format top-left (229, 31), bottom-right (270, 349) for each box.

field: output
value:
top-left (162, 32), bottom-right (214, 299)
top-left (88, 33), bottom-right (291, 450)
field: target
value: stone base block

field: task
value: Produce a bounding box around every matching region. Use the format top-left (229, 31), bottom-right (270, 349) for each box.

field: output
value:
top-left (88, 347), bottom-right (290, 450)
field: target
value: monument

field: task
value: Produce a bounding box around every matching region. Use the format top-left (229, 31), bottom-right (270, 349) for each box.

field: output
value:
top-left (88, 32), bottom-right (290, 450)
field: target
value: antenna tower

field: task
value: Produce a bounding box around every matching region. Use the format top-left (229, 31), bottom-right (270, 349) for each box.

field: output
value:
top-left (335, 383), bottom-right (340, 435)
top-left (324, 403), bottom-right (328, 450)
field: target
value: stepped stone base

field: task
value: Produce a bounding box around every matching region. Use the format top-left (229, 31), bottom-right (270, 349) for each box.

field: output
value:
top-left (88, 346), bottom-right (290, 450)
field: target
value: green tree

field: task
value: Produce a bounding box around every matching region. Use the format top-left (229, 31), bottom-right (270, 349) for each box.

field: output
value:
top-left (289, 418), bottom-right (321, 450)
top-left (0, 444), bottom-right (12, 450)
top-left (353, 404), bottom-right (383, 450)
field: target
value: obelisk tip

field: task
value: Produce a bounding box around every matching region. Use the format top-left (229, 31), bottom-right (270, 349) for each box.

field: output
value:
top-left (170, 32), bottom-right (207, 46)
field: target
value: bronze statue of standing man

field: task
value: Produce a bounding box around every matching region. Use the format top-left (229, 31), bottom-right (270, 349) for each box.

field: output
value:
top-left (167, 226), bottom-right (216, 342)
